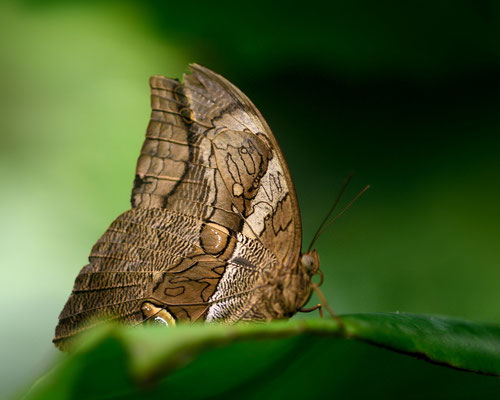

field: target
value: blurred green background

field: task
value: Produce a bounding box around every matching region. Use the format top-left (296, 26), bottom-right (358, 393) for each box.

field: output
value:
top-left (1, 0), bottom-right (500, 397)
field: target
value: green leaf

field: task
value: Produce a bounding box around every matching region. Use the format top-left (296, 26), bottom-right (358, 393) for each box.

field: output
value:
top-left (23, 313), bottom-right (500, 399)
top-left (342, 313), bottom-right (500, 375)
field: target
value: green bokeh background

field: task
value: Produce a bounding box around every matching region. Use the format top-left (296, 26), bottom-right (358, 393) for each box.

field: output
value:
top-left (1, 0), bottom-right (500, 397)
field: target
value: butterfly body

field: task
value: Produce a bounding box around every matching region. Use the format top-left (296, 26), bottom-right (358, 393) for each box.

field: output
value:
top-left (54, 65), bottom-right (319, 349)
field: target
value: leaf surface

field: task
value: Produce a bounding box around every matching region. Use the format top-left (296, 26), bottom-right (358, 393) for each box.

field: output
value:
top-left (24, 313), bottom-right (500, 399)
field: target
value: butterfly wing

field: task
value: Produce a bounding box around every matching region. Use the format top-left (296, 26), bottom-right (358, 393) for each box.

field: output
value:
top-left (54, 65), bottom-right (302, 349)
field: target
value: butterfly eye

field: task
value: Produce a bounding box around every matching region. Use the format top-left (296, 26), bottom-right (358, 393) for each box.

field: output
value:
top-left (301, 254), bottom-right (314, 270)
top-left (300, 251), bottom-right (320, 276)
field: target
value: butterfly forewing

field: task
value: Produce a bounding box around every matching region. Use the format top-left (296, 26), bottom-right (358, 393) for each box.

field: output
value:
top-left (54, 65), bottom-right (304, 349)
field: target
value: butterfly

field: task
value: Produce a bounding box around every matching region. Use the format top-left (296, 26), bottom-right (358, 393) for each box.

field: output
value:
top-left (53, 64), bottom-right (326, 350)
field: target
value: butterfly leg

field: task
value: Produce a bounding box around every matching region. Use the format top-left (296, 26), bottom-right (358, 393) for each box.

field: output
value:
top-left (299, 304), bottom-right (323, 318)
top-left (310, 283), bottom-right (345, 330)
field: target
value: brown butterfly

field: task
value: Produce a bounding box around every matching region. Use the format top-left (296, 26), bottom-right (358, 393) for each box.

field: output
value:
top-left (54, 64), bottom-right (327, 350)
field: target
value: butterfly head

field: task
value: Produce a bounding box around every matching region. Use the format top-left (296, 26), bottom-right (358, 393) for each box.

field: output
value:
top-left (300, 250), bottom-right (320, 277)
top-left (286, 249), bottom-right (322, 314)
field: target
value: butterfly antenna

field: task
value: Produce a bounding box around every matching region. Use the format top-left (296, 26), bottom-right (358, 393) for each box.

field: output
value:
top-left (313, 184), bottom-right (370, 243)
top-left (307, 173), bottom-right (355, 252)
